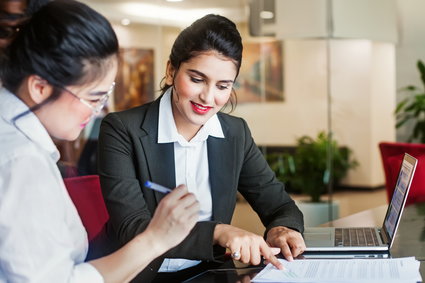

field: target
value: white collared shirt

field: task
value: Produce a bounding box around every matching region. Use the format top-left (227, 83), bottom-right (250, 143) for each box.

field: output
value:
top-left (0, 88), bottom-right (103, 282)
top-left (157, 88), bottom-right (225, 272)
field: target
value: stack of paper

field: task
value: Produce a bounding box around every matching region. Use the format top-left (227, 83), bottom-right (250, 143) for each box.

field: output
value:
top-left (252, 257), bottom-right (422, 282)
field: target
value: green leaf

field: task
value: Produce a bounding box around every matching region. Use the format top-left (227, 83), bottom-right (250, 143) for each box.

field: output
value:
top-left (417, 60), bottom-right (425, 88)
top-left (405, 102), bottom-right (419, 112)
top-left (288, 155), bottom-right (296, 174)
top-left (400, 85), bottom-right (418, 92)
top-left (412, 120), bottom-right (425, 142)
top-left (396, 115), bottom-right (413, 128)
top-left (395, 100), bottom-right (408, 113)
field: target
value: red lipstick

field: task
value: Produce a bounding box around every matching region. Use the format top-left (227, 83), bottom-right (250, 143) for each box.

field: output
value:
top-left (191, 101), bottom-right (212, 114)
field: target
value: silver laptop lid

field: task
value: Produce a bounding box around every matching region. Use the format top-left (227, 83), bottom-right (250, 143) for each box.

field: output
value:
top-left (380, 153), bottom-right (417, 248)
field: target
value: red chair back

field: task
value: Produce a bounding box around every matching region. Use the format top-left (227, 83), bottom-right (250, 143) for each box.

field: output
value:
top-left (379, 142), bottom-right (425, 205)
top-left (63, 175), bottom-right (109, 241)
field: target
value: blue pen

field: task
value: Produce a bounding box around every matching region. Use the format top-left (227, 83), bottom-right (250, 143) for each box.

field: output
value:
top-left (144, 181), bottom-right (172, 194)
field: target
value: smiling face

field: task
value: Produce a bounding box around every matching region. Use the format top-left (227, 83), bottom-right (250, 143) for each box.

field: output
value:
top-left (166, 51), bottom-right (238, 140)
top-left (33, 57), bottom-right (118, 141)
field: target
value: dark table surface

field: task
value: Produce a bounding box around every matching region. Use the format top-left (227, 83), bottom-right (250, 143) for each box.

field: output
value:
top-left (184, 202), bottom-right (425, 282)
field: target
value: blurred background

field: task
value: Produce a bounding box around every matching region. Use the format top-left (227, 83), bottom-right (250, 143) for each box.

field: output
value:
top-left (60, 0), bottom-right (425, 229)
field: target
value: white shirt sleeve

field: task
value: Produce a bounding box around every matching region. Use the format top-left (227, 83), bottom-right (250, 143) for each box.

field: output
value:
top-left (0, 152), bottom-right (104, 283)
top-left (70, 263), bottom-right (104, 283)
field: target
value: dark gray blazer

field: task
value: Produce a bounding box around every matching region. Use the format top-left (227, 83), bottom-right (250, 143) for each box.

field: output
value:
top-left (98, 97), bottom-right (304, 271)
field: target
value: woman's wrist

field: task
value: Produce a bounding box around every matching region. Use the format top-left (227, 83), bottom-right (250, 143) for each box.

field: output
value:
top-left (213, 223), bottom-right (228, 245)
top-left (134, 230), bottom-right (168, 256)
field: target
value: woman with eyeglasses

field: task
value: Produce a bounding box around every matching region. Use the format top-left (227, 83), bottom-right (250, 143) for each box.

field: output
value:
top-left (0, 0), bottom-right (199, 282)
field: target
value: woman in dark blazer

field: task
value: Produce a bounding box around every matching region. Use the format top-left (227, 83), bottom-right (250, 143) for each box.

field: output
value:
top-left (98, 14), bottom-right (305, 281)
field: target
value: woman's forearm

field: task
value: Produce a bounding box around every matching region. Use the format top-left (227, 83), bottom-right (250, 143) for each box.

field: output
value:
top-left (89, 230), bottom-right (165, 283)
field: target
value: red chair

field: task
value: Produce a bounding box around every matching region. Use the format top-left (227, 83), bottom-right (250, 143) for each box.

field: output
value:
top-left (63, 175), bottom-right (109, 241)
top-left (379, 142), bottom-right (425, 205)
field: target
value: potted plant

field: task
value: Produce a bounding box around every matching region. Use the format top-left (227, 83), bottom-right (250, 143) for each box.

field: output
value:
top-left (269, 131), bottom-right (358, 202)
top-left (395, 60), bottom-right (425, 143)
top-left (268, 131), bottom-right (358, 226)
top-left (291, 131), bottom-right (358, 203)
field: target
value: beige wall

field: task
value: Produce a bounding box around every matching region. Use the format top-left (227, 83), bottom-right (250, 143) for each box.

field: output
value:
top-left (234, 39), bottom-right (395, 187)
top-left (331, 40), bottom-right (396, 187)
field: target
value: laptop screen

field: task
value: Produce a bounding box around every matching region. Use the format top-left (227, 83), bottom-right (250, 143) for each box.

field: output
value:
top-left (382, 153), bottom-right (417, 243)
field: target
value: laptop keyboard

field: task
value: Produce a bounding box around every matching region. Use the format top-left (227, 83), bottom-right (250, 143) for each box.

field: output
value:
top-left (335, 228), bottom-right (379, 247)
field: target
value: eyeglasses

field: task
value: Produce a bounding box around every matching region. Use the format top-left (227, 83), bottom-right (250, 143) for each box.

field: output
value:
top-left (61, 82), bottom-right (115, 116)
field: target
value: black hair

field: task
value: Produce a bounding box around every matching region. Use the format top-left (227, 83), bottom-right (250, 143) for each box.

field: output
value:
top-left (0, 0), bottom-right (119, 112)
top-left (161, 14), bottom-right (243, 111)
top-left (26, 0), bottom-right (51, 16)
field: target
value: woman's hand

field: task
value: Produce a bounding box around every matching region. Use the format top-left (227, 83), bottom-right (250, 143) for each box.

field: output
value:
top-left (266, 226), bottom-right (306, 261)
top-left (214, 224), bottom-right (284, 270)
top-left (145, 185), bottom-right (199, 254)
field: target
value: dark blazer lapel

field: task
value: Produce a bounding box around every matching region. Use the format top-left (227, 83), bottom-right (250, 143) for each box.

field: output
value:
top-left (139, 99), bottom-right (175, 201)
top-left (208, 117), bottom-right (237, 222)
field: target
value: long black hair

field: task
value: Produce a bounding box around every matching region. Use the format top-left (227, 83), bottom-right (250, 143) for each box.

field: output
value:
top-left (161, 14), bottom-right (243, 111)
top-left (0, 0), bottom-right (119, 113)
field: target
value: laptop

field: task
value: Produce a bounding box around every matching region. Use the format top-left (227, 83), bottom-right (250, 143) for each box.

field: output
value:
top-left (303, 153), bottom-right (418, 253)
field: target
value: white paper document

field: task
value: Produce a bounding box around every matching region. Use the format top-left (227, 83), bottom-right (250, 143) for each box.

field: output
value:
top-left (252, 257), bottom-right (422, 282)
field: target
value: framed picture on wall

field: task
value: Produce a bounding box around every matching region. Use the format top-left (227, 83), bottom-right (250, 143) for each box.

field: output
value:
top-left (113, 47), bottom-right (155, 111)
top-left (235, 40), bottom-right (283, 103)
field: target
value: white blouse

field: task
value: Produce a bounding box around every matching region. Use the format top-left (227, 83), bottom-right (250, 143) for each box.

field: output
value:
top-left (0, 88), bottom-right (103, 282)
top-left (157, 88), bottom-right (225, 272)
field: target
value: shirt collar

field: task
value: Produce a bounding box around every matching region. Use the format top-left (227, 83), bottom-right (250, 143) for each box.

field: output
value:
top-left (0, 88), bottom-right (60, 161)
top-left (157, 88), bottom-right (225, 144)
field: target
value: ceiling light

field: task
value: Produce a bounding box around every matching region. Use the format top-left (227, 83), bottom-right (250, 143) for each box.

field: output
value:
top-left (260, 11), bottom-right (274, 19)
top-left (121, 18), bottom-right (131, 26)
top-left (120, 3), bottom-right (227, 27)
